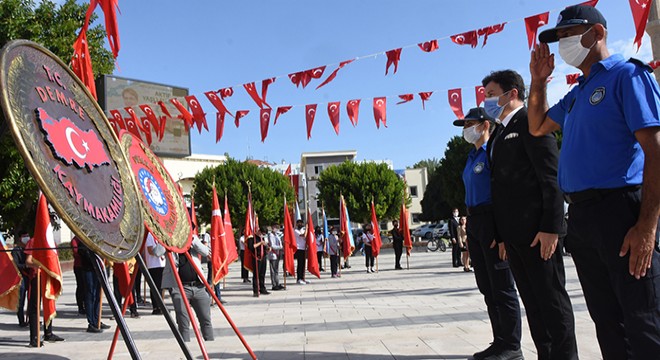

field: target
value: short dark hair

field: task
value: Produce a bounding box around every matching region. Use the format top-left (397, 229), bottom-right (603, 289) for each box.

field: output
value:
top-left (482, 70), bottom-right (526, 101)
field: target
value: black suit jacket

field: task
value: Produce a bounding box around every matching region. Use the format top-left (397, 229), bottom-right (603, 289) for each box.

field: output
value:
top-left (448, 217), bottom-right (459, 241)
top-left (487, 107), bottom-right (564, 245)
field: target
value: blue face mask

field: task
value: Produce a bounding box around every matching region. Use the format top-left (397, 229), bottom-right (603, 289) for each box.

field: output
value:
top-left (483, 90), bottom-right (512, 120)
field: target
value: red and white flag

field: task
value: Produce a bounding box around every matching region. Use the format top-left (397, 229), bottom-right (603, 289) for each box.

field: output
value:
top-left (108, 109), bottom-right (126, 136)
top-left (170, 98), bottom-right (193, 129)
top-left (475, 86), bottom-right (486, 107)
top-left (478, 23), bottom-right (506, 47)
top-left (346, 99), bottom-right (360, 127)
top-left (306, 104), bottom-right (317, 139)
top-left (373, 97), bottom-right (387, 129)
top-left (418, 39), bottom-right (439, 52)
top-left (399, 198), bottom-right (413, 256)
top-left (566, 73), bottom-right (581, 86)
top-left (242, 190), bottom-right (257, 273)
top-left (450, 30), bottom-right (479, 48)
top-left (185, 95), bottom-right (209, 134)
top-left (370, 201), bottom-right (383, 258)
top-left (385, 48), bottom-right (402, 75)
top-left (629, 0), bottom-right (652, 51)
top-left (448, 88), bottom-right (464, 119)
top-left (282, 197), bottom-right (297, 276)
top-left (124, 107), bottom-right (144, 140)
top-left (223, 194), bottom-right (238, 268)
top-left (316, 60), bottom-right (354, 89)
top-left (211, 186), bottom-right (229, 284)
top-left (397, 94), bottom-right (414, 105)
top-left (31, 193), bottom-right (62, 327)
top-left (260, 108), bottom-right (272, 142)
top-left (305, 209), bottom-right (320, 278)
top-left (524, 12), bottom-right (549, 50)
top-left (327, 102), bottom-right (340, 135)
top-left (219, 87), bottom-right (234, 99)
top-left (419, 92), bottom-right (433, 110)
top-left (235, 110), bottom-right (249, 128)
top-left (274, 106), bottom-right (292, 125)
top-left (139, 104), bottom-right (160, 138)
top-left (0, 233), bottom-right (21, 311)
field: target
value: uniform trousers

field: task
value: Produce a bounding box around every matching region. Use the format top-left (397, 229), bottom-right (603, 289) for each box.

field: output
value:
top-left (268, 254), bottom-right (281, 288)
top-left (466, 211), bottom-right (522, 350)
top-left (567, 188), bottom-right (660, 359)
top-left (393, 240), bottom-right (403, 268)
top-left (28, 276), bottom-right (53, 343)
top-left (364, 245), bottom-right (374, 268)
top-left (169, 284), bottom-right (214, 342)
top-left (505, 238), bottom-right (577, 360)
top-left (295, 250), bottom-right (306, 281)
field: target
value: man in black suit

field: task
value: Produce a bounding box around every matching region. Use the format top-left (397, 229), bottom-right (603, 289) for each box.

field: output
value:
top-left (484, 69), bottom-right (577, 359)
top-left (448, 208), bottom-right (462, 268)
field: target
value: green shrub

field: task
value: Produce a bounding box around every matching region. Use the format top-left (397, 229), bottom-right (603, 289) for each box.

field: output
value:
top-left (58, 242), bottom-right (73, 261)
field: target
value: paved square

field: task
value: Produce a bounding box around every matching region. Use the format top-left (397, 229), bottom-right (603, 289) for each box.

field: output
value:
top-left (0, 248), bottom-right (601, 359)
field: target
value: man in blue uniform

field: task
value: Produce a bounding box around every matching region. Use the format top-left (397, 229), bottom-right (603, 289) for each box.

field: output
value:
top-left (455, 107), bottom-right (522, 360)
top-left (529, 5), bottom-right (660, 359)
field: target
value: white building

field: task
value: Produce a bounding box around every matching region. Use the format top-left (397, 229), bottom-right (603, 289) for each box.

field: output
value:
top-left (402, 168), bottom-right (429, 226)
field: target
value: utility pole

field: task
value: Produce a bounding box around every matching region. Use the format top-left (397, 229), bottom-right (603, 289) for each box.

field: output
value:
top-left (646, 1), bottom-right (660, 82)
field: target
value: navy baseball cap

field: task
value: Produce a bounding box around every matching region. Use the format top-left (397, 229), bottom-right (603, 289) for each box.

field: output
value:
top-left (453, 107), bottom-right (494, 127)
top-left (539, 5), bottom-right (607, 43)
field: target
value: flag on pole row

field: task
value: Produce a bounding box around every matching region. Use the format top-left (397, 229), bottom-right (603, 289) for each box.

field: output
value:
top-left (243, 189), bottom-right (257, 273)
top-left (211, 185), bottom-right (229, 284)
top-left (400, 198), bottom-right (413, 256)
top-left (282, 197), bottom-right (297, 276)
top-left (0, 232), bottom-right (21, 311)
top-left (370, 201), bottom-right (383, 257)
top-left (339, 195), bottom-right (355, 260)
top-left (305, 209), bottom-right (320, 278)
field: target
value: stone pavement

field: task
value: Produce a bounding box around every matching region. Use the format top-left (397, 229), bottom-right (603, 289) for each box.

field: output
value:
top-left (0, 248), bottom-right (602, 359)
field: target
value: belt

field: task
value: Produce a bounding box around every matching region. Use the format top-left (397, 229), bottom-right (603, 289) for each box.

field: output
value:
top-left (181, 280), bottom-right (203, 287)
top-left (563, 185), bottom-right (641, 205)
top-left (467, 204), bottom-right (492, 216)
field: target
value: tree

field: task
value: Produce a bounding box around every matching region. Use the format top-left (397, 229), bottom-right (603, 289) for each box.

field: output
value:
top-left (420, 136), bottom-right (472, 221)
top-left (192, 158), bottom-right (295, 230)
top-left (409, 157), bottom-right (441, 177)
top-left (317, 161), bottom-right (407, 224)
top-left (0, 0), bottom-right (115, 235)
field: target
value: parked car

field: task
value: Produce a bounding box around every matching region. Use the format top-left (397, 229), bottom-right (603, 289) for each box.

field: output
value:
top-left (412, 223), bottom-right (441, 239)
top-left (433, 222), bottom-right (449, 238)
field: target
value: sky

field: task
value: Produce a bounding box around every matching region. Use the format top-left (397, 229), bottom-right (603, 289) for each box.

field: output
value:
top-left (88, 0), bottom-right (653, 169)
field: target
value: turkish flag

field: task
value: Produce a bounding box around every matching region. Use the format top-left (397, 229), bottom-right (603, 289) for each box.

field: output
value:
top-left (170, 98), bottom-right (193, 129)
top-left (139, 104), bottom-right (160, 137)
top-left (305, 104), bottom-right (317, 139)
top-left (242, 191), bottom-right (256, 273)
top-left (260, 108), bottom-right (272, 142)
top-left (316, 60), bottom-right (354, 89)
top-left (385, 48), bottom-right (402, 75)
top-left (339, 195), bottom-right (355, 259)
top-left (243, 82), bottom-right (270, 109)
top-left (261, 78), bottom-right (276, 103)
top-left (399, 198), bottom-right (413, 256)
top-left (370, 201), bottom-right (382, 258)
top-left (219, 87), bottom-right (234, 99)
top-left (31, 193), bottom-right (62, 328)
top-left (419, 92), bottom-right (433, 110)
top-left (397, 94), bottom-right (414, 105)
top-left (215, 112), bottom-right (226, 143)
top-left (289, 71), bottom-right (305, 88)
top-left (478, 23), bottom-right (506, 47)
top-left (124, 107), bottom-right (145, 140)
top-left (158, 116), bottom-right (167, 141)
top-left (629, 0), bottom-right (652, 51)
top-left (139, 115), bottom-right (153, 145)
top-left (450, 30), bottom-right (479, 48)
top-left (650, 60), bottom-right (660, 70)
top-left (112, 262), bottom-right (132, 305)
top-left (38, 108), bottom-right (111, 170)
top-left (327, 101), bottom-right (340, 135)
top-left (223, 194), bottom-right (238, 268)
top-left (274, 106), bottom-right (292, 125)
top-left (305, 66), bottom-right (326, 88)
top-left (95, 0), bottom-right (121, 58)
top-left (108, 109), bottom-right (126, 136)
top-left (0, 233), bottom-right (21, 311)
top-left (211, 186), bottom-right (229, 284)
top-left (205, 91), bottom-right (233, 119)
top-left (524, 12), bottom-right (549, 50)
top-left (185, 95), bottom-right (209, 134)
top-left (448, 88), bottom-right (464, 119)
top-left (282, 198), bottom-right (297, 276)
top-left (284, 164), bottom-right (292, 176)
top-left (305, 209), bottom-right (320, 279)
top-left (373, 97), bottom-right (387, 129)
top-left (235, 110), bottom-right (249, 128)
top-left (475, 86), bottom-right (486, 107)
top-left (346, 99), bottom-right (360, 127)
top-left (566, 73), bottom-right (581, 86)
top-left (418, 39), bottom-right (439, 52)
top-left (71, 30), bottom-right (97, 100)
top-left (157, 100), bottom-right (173, 118)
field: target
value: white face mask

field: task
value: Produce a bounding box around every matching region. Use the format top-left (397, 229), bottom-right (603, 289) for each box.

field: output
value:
top-left (462, 124), bottom-right (483, 144)
top-left (453, 211), bottom-right (459, 217)
top-left (21, 236), bottom-right (29, 244)
top-left (558, 27), bottom-right (594, 68)
top-left (332, 231), bottom-right (337, 235)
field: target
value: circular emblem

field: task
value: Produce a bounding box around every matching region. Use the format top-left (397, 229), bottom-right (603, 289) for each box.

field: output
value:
top-left (0, 40), bottom-right (143, 262)
top-left (590, 87), bottom-right (605, 105)
top-left (121, 132), bottom-right (192, 253)
top-left (473, 162), bottom-right (485, 174)
top-left (138, 168), bottom-right (168, 216)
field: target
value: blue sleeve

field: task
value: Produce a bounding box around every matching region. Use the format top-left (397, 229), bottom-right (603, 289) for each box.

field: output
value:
top-left (620, 66), bottom-right (660, 132)
top-left (548, 90), bottom-right (573, 129)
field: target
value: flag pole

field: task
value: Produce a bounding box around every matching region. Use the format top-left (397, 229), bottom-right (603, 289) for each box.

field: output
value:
top-left (36, 268), bottom-right (41, 348)
top-left (184, 252), bottom-right (258, 360)
top-left (98, 273), bottom-right (104, 329)
top-left (108, 260), bottom-right (141, 360)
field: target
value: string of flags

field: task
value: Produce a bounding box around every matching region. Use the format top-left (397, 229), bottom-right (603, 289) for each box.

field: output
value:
top-left (95, 0), bottom-right (654, 144)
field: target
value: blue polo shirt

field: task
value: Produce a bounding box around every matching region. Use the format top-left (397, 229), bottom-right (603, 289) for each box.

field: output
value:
top-left (548, 54), bottom-right (660, 193)
top-left (462, 143), bottom-right (491, 207)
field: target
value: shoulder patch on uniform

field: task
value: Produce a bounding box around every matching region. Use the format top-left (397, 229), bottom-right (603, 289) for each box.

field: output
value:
top-left (628, 58), bottom-right (653, 73)
top-left (590, 87), bottom-right (605, 105)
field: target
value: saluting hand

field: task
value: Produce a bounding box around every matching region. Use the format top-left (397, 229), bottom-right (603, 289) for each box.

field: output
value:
top-left (530, 231), bottom-right (558, 261)
top-left (620, 223), bottom-right (655, 279)
top-left (530, 43), bottom-right (555, 82)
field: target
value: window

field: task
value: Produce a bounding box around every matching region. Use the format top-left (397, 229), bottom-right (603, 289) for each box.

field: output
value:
top-left (314, 165), bottom-right (324, 175)
top-left (317, 200), bottom-right (322, 209)
top-left (409, 186), bottom-right (418, 197)
top-left (412, 213), bottom-right (421, 224)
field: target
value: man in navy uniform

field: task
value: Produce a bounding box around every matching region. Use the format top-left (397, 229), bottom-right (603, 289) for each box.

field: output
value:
top-left (455, 107), bottom-right (522, 360)
top-left (484, 69), bottom-right (577, 359)
top-left (529, 4), bottom-right (660, 359)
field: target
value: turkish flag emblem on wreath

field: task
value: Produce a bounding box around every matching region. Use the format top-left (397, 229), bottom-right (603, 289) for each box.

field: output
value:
top-left (37, 107), bottom-right (110, 171)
